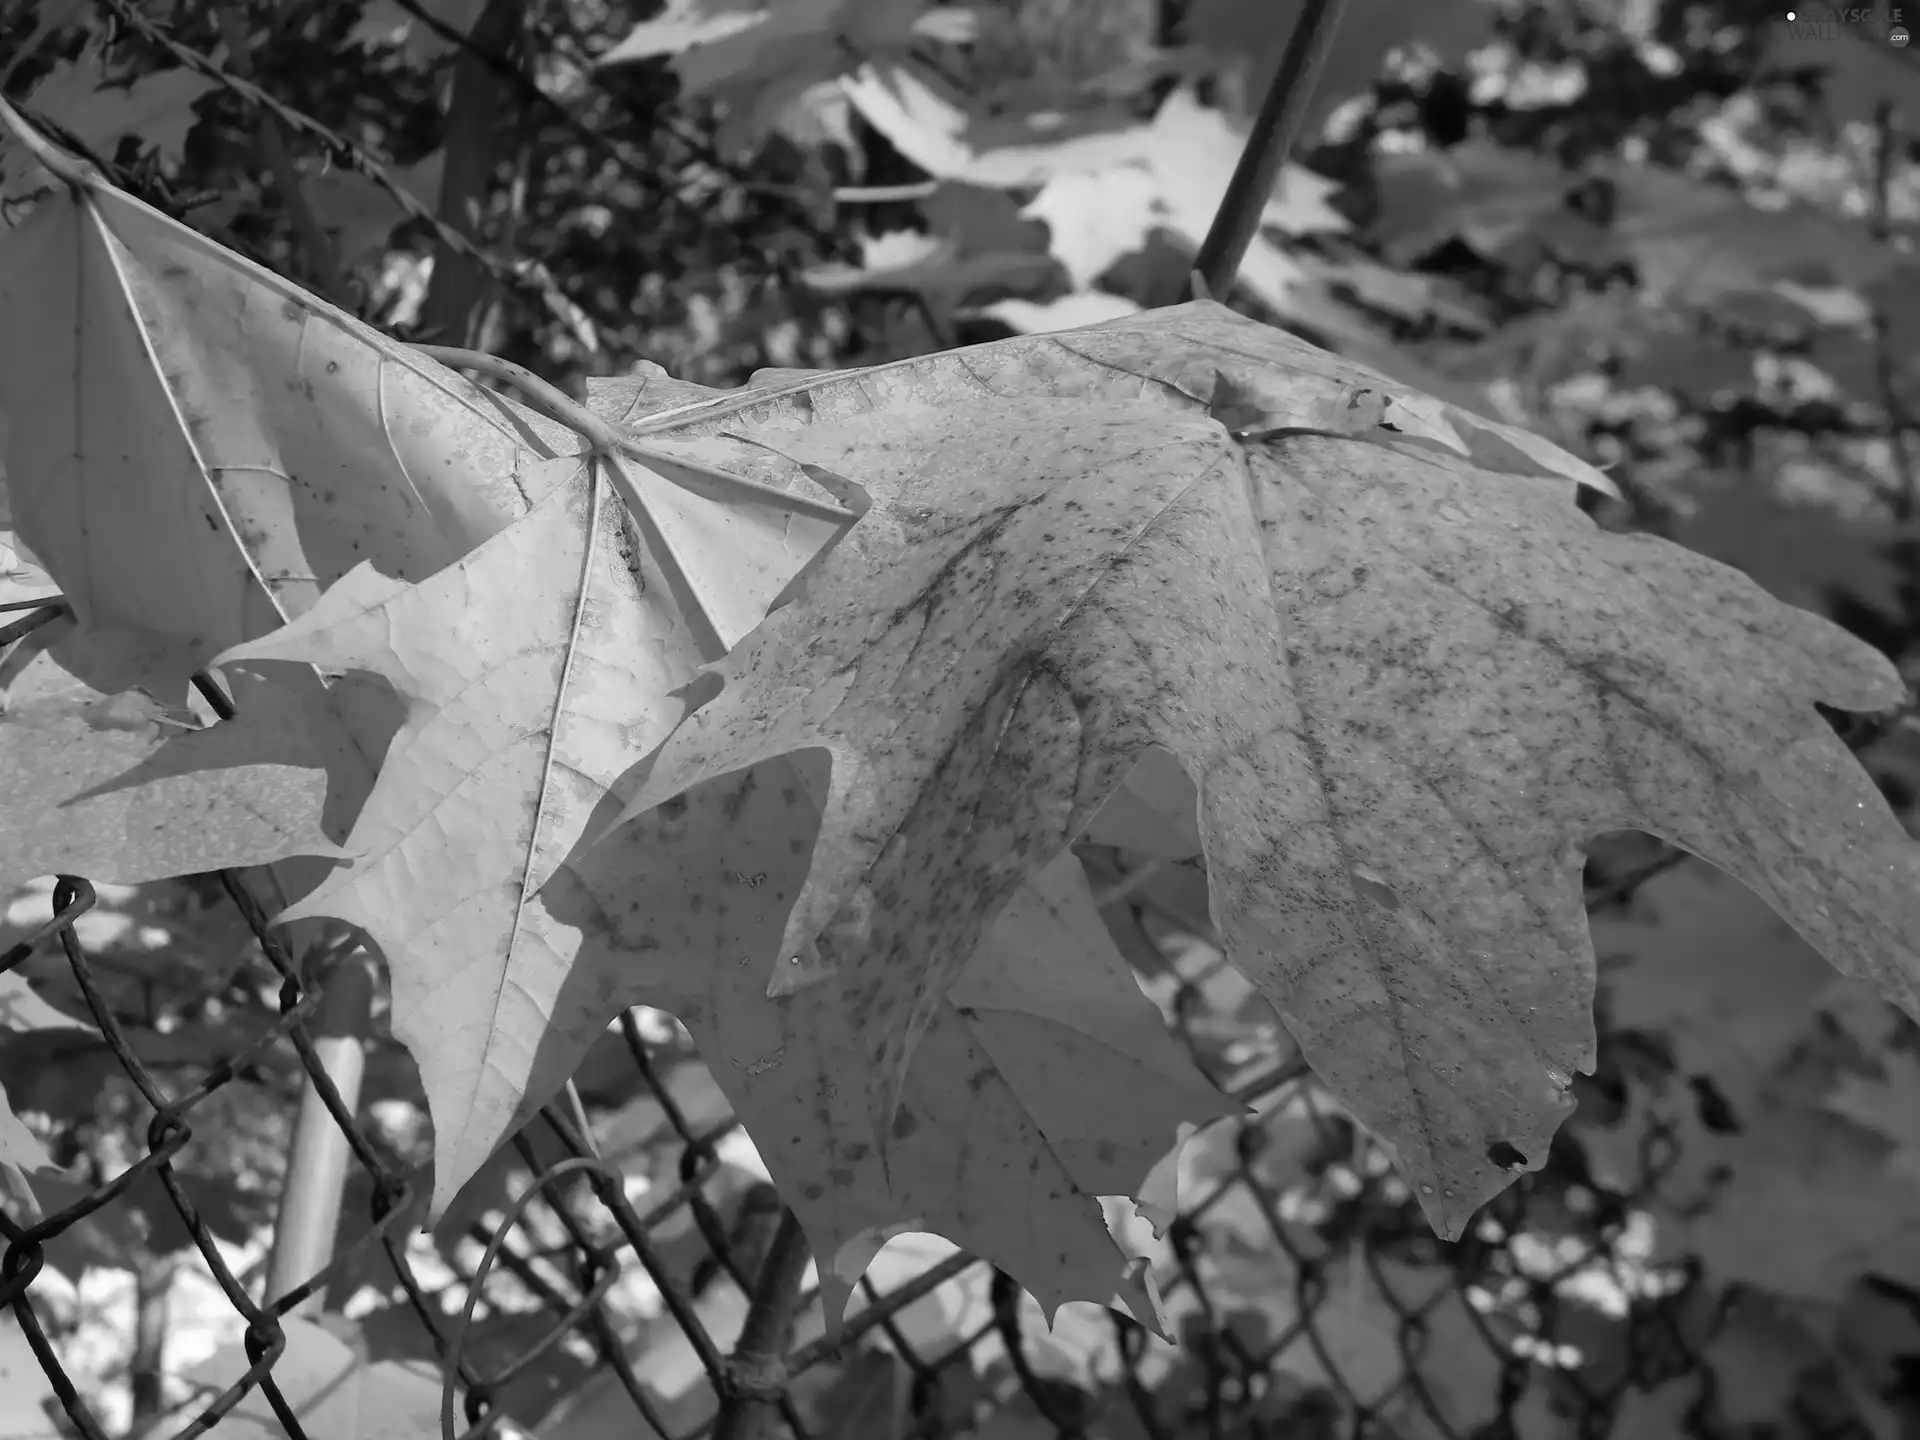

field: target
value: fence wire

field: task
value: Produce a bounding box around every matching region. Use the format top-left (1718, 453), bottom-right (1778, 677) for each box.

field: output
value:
top-left (0, 721), bottom-right (1875, 1440)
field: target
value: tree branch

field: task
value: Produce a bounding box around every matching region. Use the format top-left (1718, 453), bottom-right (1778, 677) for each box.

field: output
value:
top-left (712, 1208), bottom-right (812, 1440)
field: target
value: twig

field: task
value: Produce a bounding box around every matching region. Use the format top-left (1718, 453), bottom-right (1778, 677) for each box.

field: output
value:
top-left (1183, 0), bottom-right (1351, 304)
top-left (411, 344), bottom-right (862, 525)
top-left (712, 1208), bottom-right (813, 1440)
top-left (0, 90), bottom-right (98, 189)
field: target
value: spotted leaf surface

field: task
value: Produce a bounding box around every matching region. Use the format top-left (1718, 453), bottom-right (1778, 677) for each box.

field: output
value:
top-left (606, 301), bottom-right (1918, 1237)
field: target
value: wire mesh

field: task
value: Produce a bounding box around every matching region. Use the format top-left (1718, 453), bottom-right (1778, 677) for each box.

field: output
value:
top-left (0, 813), bottom-right (1844, 1440)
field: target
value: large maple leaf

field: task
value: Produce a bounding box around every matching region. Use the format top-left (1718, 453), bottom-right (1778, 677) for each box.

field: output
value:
top-left (208, 295), bottom-right (1651, 1322)
top-left (204, 416), bottom-right (1233, 1332)
top-left (597, 300), bottom-right (1919, 1243)
top-left (206, 443), bottom-right (859, 1197)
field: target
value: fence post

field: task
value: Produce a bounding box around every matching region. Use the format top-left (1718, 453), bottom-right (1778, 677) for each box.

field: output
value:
top-left (263, 938), bottom-right (377, 1313)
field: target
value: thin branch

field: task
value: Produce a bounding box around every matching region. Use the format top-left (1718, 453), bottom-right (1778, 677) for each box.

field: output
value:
top-left (411, 344), bottom-right (862, 525)
top-left (712, 1208), bottom-right (812, 1440)
top-left (1183, 0), bottom-right (1351, 304)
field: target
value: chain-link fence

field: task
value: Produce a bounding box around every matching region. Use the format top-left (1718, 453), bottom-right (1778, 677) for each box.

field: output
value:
top-left (1, 790), bottom-right (1838, 1440)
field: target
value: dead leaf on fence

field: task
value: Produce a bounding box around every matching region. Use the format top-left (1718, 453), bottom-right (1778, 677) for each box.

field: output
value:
top-left (602, 299), bottom-right (1915, 1254)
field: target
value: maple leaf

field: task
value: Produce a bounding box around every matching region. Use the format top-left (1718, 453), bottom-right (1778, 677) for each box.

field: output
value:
top-left (599, 299), bottom-right (1918, 1245)
top-left (1576, 861), bottom-right (1920, 1304)
top-left (543, 787), bottom-right (1231, 1331)
top-left (204, 424), bottom-right (1228, 1328)
top-left (798, 229), bottom-right (1062, 307)
top-left (0, 169), bottom-right (583, 706)
top-left (0, 969), bottom-right (93, 1190)
top-left (1669, 473), bottom-right (1908, 620)
top-left (595, 0), bottom-right (968, 154)
top-left (977, 292), bottom-right (1145, 335)
top-left (206, 441), bottom-right (852, 1194)
top-left (349, 0), bottom-right (491, 62)
top-left (299, 152), bottom-right (445, 269)
top-left (0, 618), bottom-right (346, 896)
top-left (0, 158), bottom-right (603, 943)
top-left (0, 41), bottom-right (216, 204)
top-left (1370, 142), bottom-right (1908, 318)
top-left (179, 1314), bottom-right (445, 1440)
top-left (839, 77), bottom-right (1338, 310)
top-left (1824, 1049), bottom-right (1920, 1189)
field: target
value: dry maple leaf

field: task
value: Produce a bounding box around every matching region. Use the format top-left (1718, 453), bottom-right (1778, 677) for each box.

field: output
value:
top-left (599, 300), bottom-right (1918, 1242)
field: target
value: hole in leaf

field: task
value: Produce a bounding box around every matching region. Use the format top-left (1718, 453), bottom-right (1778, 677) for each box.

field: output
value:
top-left (1349, 866), bottom-right (1398, 910)
top-left (1487, 1140), bottom-right (1528, 1170)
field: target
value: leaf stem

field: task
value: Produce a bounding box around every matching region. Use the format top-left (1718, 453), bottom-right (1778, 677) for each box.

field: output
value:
top-left (712, 1208), bottom-right (812, 1440)
top-left (1183, 0), bottom-right (1351, 304)
top-left (413, 344), bottom-right (863, 524)
top-left (0, 90), bottom-right (98, 190)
